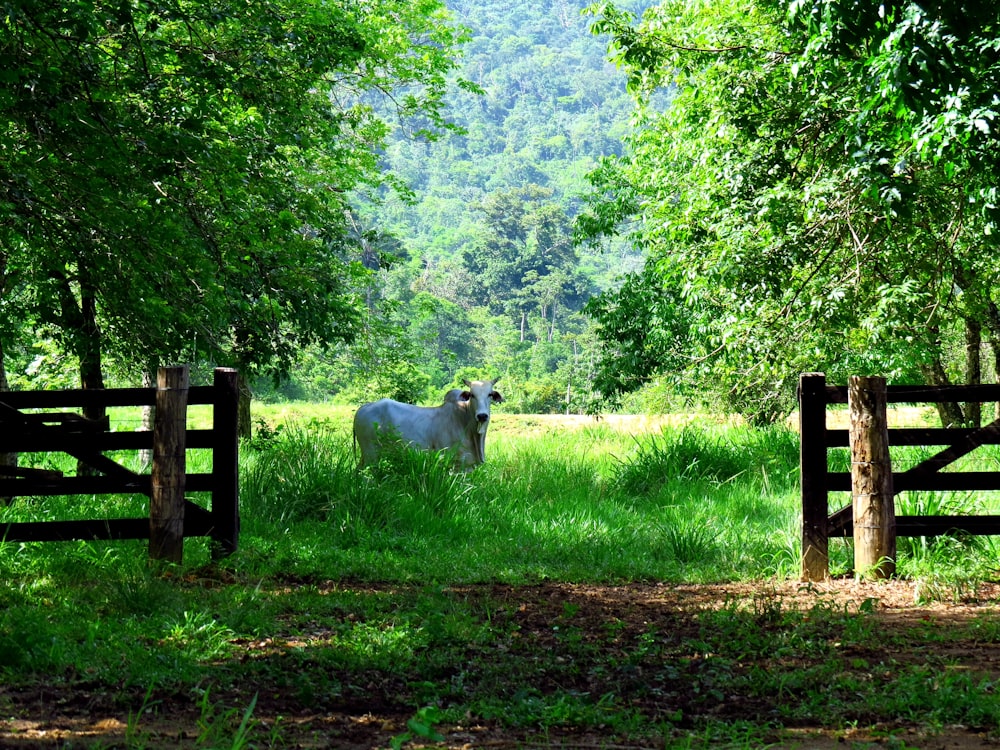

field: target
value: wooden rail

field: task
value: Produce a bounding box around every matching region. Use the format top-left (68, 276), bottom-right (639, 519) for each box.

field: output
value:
top-left (800, 372), bottom-right (1000, 581)
top-left (0, 366), bottom-right (239, 562)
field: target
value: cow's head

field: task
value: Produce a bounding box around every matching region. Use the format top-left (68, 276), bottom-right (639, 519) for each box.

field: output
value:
top-left (462, 378), bottom-right (503, 433)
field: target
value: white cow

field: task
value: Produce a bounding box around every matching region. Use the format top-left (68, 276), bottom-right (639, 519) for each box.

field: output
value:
top-left (353, 379), bottom-right (504, 469)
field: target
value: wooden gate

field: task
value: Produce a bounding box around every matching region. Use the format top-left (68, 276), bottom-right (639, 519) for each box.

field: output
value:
top-left (0, 366), bottom-right (239, 562)
top-left (800, 372), bottom-right (1000, 580)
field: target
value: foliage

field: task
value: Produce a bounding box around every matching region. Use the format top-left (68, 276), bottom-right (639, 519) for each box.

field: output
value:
top-left (312, 0), bottom-right (647, 409)
top-left (578, 0), bottom-right (1000, 423)
top-left (611, 425), bottom-right (800, 496)
top-left (0, 0), bottom-right (469, 387)
top-left (463, 185), bottom-right (594, 318)
top-left (584, 264), bottom-right (690, 404)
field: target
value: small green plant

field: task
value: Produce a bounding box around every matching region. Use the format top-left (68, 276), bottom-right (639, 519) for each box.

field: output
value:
top-left (390, 706), bottom-right (445, 749)
top-left (164, 610), bottom-right (235, 661)
top-left (124, 685), bottom-right (159, 748)
top-left (195, 690), bottom-right (259, 750)
top-left (660, 513), bottom-right (720, 565)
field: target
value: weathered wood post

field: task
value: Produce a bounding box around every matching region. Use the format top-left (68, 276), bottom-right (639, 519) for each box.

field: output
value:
top-left (149, 365), bottom-right (189, 563)
top-left (211, 368), bottom-right (240, 559)
top-left (800, 372), bottom-right (830, 581)
top-left (849, 375), bottom-right (895, 578)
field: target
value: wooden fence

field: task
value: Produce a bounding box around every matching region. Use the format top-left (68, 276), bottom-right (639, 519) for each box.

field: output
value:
top-left (0, 366), bottom-right (239, 563)
top-left (800, 372), bottom-right (1000, 581)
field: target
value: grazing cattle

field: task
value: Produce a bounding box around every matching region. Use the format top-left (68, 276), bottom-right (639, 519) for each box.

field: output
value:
top-left (353, 379), bottom-right (504, 469)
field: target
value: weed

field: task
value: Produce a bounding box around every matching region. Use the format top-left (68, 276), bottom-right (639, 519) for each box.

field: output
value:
top-left (164, 610), bottom-right (235, 661)
top-left (124, 685), bottom-right (159, 748)
top-left (390, 706), bottom-right (445, 750)
top-left (195, 690), bottom-right (259, 750)
top-left (659, 512), bottom-right (720, 565)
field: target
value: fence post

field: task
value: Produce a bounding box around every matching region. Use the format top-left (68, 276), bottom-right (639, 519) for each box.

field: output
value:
top-left (149, 365), bottom-right (189, 563)
top-left (211, 368), bottom-right (240, 559)
top-left (849, 375), bottom-right (896, 578)
top-left (800, 372), bottom-right (830, 580)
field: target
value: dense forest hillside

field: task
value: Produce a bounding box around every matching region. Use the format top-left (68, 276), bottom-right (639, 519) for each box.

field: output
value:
top-left (276, 0), bottom-right (653, 410)
top-left (372, 0), bottom-right (637, 273)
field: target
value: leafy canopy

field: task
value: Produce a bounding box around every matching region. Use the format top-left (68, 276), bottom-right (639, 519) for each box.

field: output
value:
top-left (0, 0), bottom-right (470, 383)
top-left (579, 0), bottom-right (1000, 421)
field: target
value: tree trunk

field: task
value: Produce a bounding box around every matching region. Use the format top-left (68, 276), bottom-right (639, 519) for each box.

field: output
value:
top-left (965, 318), bottom-right (982, 427)
top-left (0, 337), bottom-right (15, 504)
top-left (53, 266), bottom-right (107, 476)
top-left (993, 335), bottom-right (1000, 422)
top-left (76, 279), bottom-right (107, 476)
top-left (139, 368), bottom-right (156, 470)
top-left (976, 300), bottom-right (1000, 420)
top-left (918, 357), bottom-right (965, 427)
top-left (0, 254), bottom-right (16, 500)
top-left (238, 373), bottom-right (252, 440)
top-left (952, 269), bottom-right (1000, 420)
top-left (982, 309), bottom-right (1000, 421)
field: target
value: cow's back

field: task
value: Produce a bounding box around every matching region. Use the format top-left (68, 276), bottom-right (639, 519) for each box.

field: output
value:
top-left (353, 398), bottom-right (466, 466)
top-left (353, 400), bottom-right (387, 466)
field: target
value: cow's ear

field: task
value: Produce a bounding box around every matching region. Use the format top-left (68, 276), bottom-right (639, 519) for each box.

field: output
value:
top-left (490, 391), bottom-right (504, 403)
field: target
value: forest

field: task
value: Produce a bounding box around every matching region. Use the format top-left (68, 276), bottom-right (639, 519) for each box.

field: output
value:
top-left (3, 0), bottom-right (1000, 422)
top-left (252, 0), bottom-right (652, 413)
top-left (7, 4), bottom-right (1000, 747)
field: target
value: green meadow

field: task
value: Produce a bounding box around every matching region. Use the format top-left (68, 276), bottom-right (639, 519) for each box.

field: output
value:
top-left (239, 411), bottom-right (805, 584)
top-left (3, 406), bottom-right (1000, 747)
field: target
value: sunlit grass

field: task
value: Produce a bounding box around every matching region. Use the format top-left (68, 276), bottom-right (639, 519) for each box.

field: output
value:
top-left (5, 410), bottom-right (1000, 746)
top-left (5, 408), bottom-right (1000, 586)
top-left (227, 418), bottom-right (807, 583)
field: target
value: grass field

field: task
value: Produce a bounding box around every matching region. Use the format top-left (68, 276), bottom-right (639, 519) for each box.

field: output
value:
top-left (2, 405), bottom-right (1000, 748)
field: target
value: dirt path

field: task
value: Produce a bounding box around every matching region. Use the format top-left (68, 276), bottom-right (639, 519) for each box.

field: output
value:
top-left (3, 579), bottom-right (1000, 749)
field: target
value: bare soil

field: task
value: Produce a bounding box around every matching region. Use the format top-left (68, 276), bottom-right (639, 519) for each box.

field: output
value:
top-left (3, 579), bottom-right (1000, 749)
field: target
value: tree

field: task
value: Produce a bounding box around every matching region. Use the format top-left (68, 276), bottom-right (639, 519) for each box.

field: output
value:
top-left (0, 0), bottom-right (469, 403)
top-left (405, 292), bottom-right (474, 384)
top-left (463, 185), bottom-right (592, 328)
top-left (579, 0), bottom-right (1000, 423)
top-left (783, 0), bottom-right (1000, 422)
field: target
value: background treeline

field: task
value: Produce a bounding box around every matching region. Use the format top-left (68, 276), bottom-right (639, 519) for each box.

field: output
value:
top-left (577, 0), bottom-right (1000, 426)
top-left (6, 0), bottom-right (1000, 425)
top-left (1, 0), bottom-right (649, 417)
top-left (257, 0), bottom-right (649, 413)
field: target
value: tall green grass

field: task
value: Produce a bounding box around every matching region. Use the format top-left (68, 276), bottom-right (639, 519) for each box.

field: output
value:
top-left (5, 418), bottom-right (1000, 584)
top-left (225, 418), bottom-right (1000, 585)
top-left (229, 422), bottom-right (805, 583)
